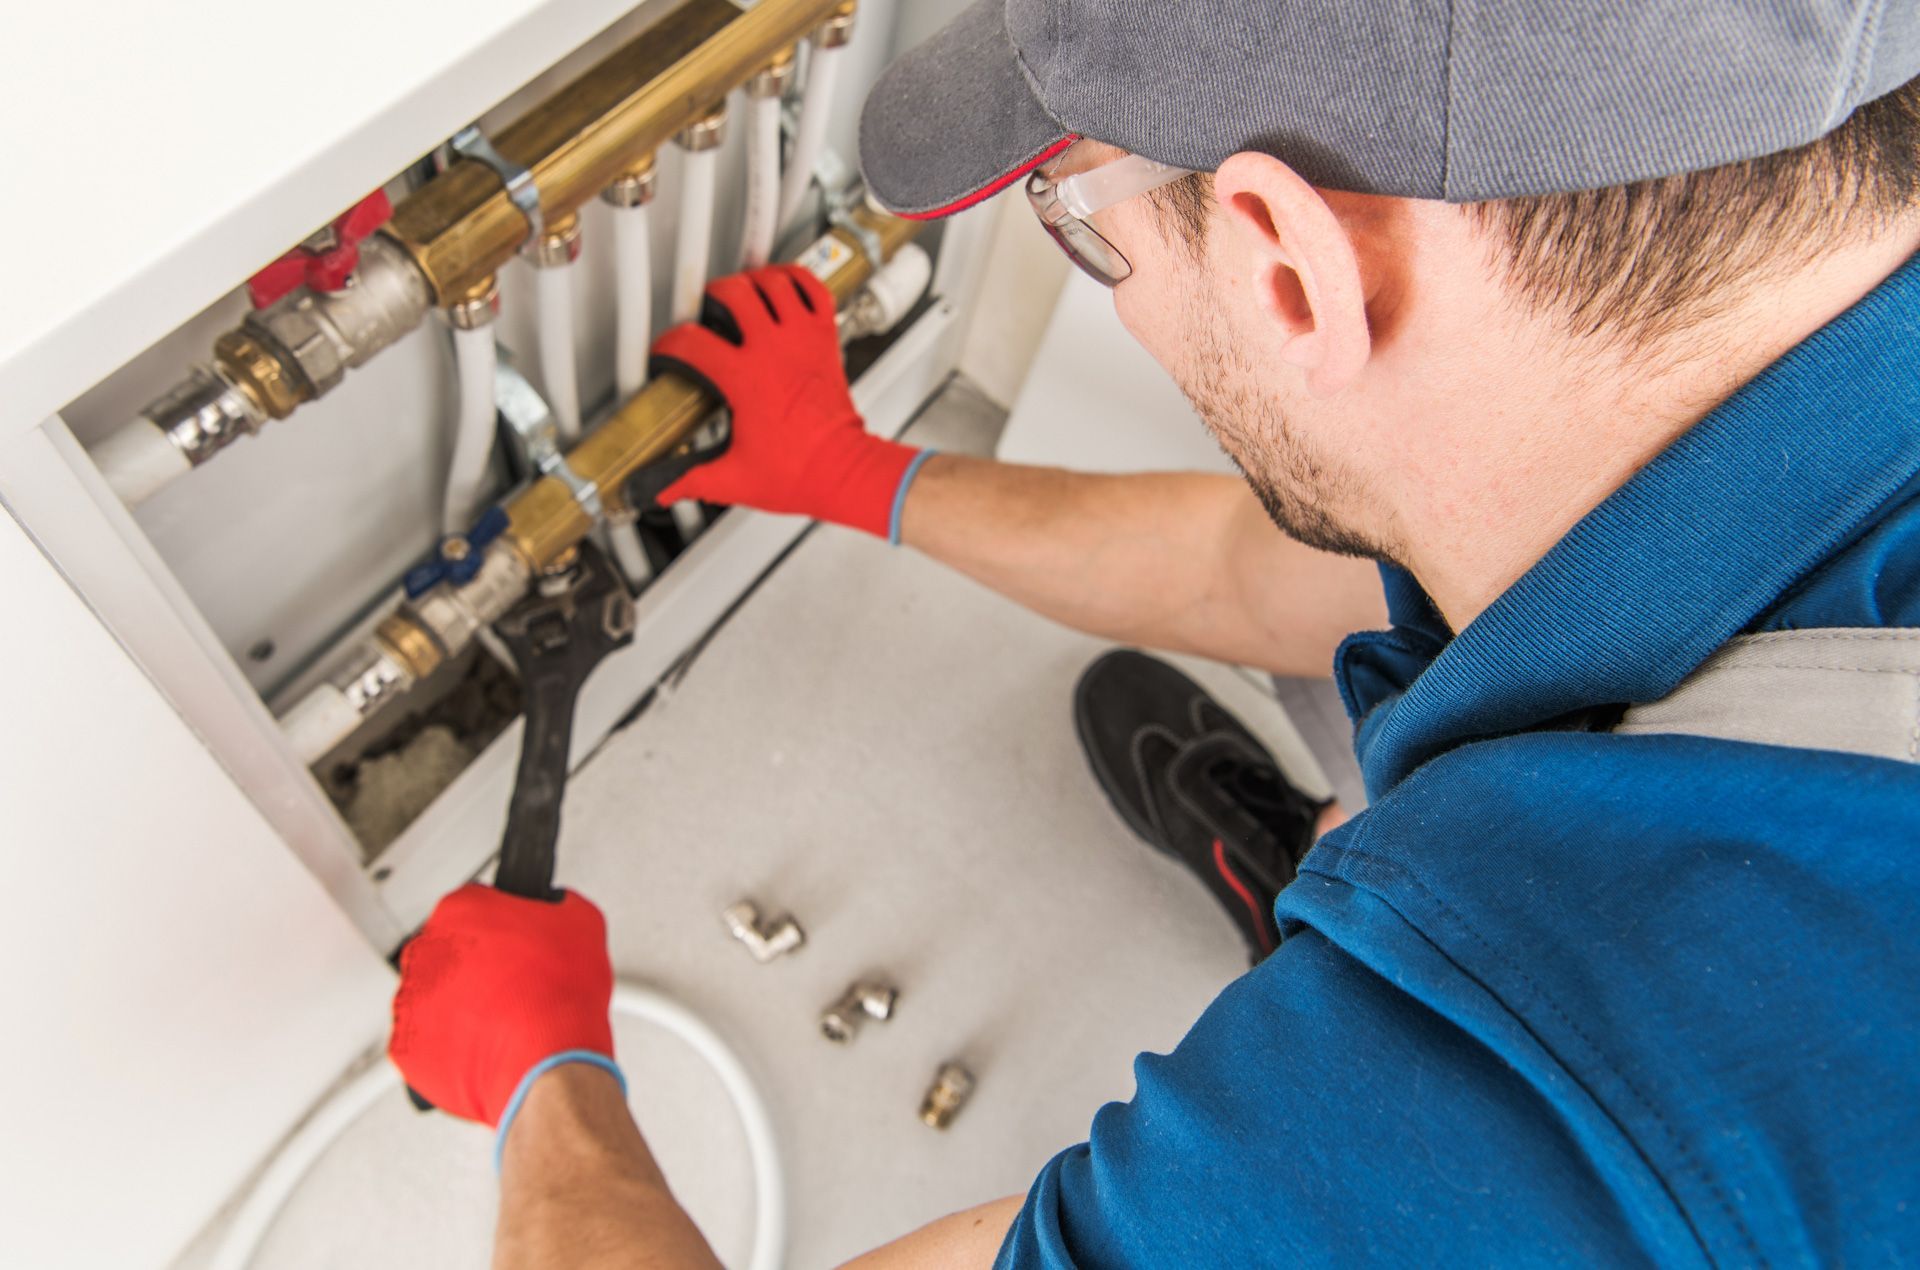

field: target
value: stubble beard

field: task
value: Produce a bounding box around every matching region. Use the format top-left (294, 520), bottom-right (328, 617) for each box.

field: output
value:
top-left (1175, 296), bottom-right (1399, 565)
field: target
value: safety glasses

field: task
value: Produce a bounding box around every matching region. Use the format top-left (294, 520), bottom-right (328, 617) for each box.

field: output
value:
top-left (1025, 146), bottom-right (1194, 286)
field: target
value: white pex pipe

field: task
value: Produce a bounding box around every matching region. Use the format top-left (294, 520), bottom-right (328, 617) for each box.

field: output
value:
top-left (535, 263), bottom-right (584, 445)
top-left (609, 199), bottom-right (658, 585)
top-left (739, 94), bottom-right (782, 270)
top-left (207, 982), bottom-right (786, 1270)
top-left (672, 148), bottom-right (718, 326)
top-left (611, 202), bottom-right (654, 402)
top-left (777, 43), bottom-right (844, 232)
top-left (443, 325), bottom-right (500, 534)
top-left (609, 517), bottom-right (654, 585)
top-left (93, 417), bottom-right (191, 507)
top-left (670, 147), bottom-right (719, 539)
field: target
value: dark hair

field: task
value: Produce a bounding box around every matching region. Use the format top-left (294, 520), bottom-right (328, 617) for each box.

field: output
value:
top-left (1153, 77), bottom-right (1920, 347)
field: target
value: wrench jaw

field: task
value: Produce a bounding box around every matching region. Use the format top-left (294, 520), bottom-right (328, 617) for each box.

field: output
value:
top-left (489, 542), bottom-right (636, 901)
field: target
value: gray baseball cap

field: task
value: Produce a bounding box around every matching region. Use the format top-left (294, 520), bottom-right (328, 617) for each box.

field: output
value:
top-left (859, 0), bottom-right (1920, 217)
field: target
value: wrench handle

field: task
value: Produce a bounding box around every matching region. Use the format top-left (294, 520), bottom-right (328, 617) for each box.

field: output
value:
top-left (495, 650), bottom-right (579, 900)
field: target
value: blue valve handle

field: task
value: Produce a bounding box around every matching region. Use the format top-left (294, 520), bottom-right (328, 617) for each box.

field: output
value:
top-left (404, 506), bottom-right (510, 598)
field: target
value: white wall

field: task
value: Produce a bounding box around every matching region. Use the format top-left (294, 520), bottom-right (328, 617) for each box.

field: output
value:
top-left (0, 504), bottom-right (391, 1269)
top-left (955, 190), bottom-right (1074, 410)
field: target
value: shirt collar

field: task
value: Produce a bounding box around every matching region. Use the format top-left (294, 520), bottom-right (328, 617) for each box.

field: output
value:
top-left (1357, 251), bottom-right (1920, 795)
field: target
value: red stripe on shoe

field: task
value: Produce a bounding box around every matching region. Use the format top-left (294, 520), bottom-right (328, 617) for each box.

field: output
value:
top-left (895, 134), bottom-right (1080, 221)
top-left (1213, 838), bottom-right (1275, 956)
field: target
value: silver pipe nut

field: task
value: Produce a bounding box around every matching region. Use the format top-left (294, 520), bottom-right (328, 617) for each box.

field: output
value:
top-left (602, 164), bottom-right (658, 208)
top-left (815, 5), bottom-right (857, 48)
top-left (524, 216), bottom-right (583, 269)
top-left (919, 1062), bottom-right (976, 1130)
top-left (676, 105), bottom-right (730, 152)
top-left (442, 277), bottom-right (501, 330)
top-left (721, 901), bottom-right (806, 963)
top-left (148, 365), bottom-right (266, 467)
top-left (820, 979), bottom-right (896, 1044)
top-left (747, 51), bottom-right (796, 99)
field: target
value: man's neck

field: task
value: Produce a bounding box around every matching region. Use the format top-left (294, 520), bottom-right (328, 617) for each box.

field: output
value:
top-left (1408, 228), bottom-right (1920, 634)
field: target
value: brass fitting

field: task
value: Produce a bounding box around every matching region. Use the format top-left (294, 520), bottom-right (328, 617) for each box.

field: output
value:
top-left (523, 212), bottom-right (584, 269)
top-left (817, 0), bottom-right (857, 48)
top-left (919, 1062), bottom-right (976, 1130)
top-left (601, 156), bottom-right (658, 208)
top-left (676, 102), bottom-right (730, 152)
top-left (374, 612), bottom-right (446, 683)
top-left (747, 46), bottom-right (797, 98)
top-left (442, 275), bottom-right (500, 330)
top-left (213, 328), bottom-right (306, 421)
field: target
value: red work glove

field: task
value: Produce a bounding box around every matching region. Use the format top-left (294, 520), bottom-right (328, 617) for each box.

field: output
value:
top-left (389, 885), bottom-right (618, 1134)
top-left (651, 264), bottom-right (927, 540)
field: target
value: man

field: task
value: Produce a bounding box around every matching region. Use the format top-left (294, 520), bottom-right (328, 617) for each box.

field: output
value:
top-left (390, 0), bottom-right (1920, 1263)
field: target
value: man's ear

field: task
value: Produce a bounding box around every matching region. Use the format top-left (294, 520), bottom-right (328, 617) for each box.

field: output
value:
top-left (1213, 152), bottom-right (1370, 396)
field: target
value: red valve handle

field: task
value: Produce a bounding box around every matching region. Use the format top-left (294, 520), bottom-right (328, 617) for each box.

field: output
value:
top-left (246, 190), bottom-right (394, 308)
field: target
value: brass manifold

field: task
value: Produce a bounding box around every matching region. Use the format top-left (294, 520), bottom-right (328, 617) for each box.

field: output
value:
top-left (362, 204), bottom-right (920, 693)
top-left (386, 0), bottom-right (853, 305)
top-left (206, 0), bottom-right (855, 435)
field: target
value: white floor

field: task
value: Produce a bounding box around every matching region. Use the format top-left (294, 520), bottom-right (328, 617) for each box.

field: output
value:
top-left (202, 277), bottom-right (1347, 1269)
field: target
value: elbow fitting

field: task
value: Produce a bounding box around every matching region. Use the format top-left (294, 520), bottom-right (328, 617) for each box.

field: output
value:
top-left (721, 901), bottom-right (806, 962)
top-left (820, 979), bottom-right (896, 1043)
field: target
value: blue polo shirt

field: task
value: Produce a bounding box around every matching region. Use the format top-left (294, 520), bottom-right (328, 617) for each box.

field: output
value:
top-left (999, 253), bottom-right (1920, 1267)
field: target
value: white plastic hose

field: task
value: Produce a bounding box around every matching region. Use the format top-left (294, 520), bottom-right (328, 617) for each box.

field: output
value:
top-left (535, 263), bottom-right (584, 445)
top-left (672, 148), bottom-right (718, 325)
top-left (93, 417), bottom-right (190, 507)
top-left (207, 981), bottom-right (786, 1270)
top-left (279, 683), bottom-right (361, 766)
top-left (739, 94), bottom-right (782, 270)
top-left (613, 983), bottom-right (785, 1270)
top-left (777, 43), bottom-right (843, 232)
top-left (608, 519), bottom-right (654, 586)
top-left (608, 200), bottom-right (658, 586)
top-left (669, 148), bottom-right (719, 539)
top-left (443, 324), bottom-right (500, 534)
top-left (611, 201), bottom-right (654, 402)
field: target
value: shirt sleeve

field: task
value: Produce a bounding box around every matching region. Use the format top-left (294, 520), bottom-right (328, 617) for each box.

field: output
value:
top-left (994, 926), bottom-right (1647, 1268)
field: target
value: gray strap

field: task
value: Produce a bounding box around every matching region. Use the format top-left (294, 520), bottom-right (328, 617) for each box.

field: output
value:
top-left (1615, 628), bottom-right (1920, 763)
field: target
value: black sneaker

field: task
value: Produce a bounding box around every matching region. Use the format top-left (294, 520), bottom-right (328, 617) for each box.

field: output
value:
top-left (1073, 649), bottom-right (1328, 962)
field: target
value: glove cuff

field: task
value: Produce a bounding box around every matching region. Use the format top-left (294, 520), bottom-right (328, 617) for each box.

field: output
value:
top-left (494, 1049), bottom-right (627, 1172)
top-left (888, 449), bottom-right (939, 546)
top-left (815, 431), bottom-right (923, 538)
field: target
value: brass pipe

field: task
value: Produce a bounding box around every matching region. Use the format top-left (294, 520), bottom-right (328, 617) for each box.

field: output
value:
top-left (502, 207), bottom-right (919, 571)
top-left (387, 0), bottom-right (844, 304)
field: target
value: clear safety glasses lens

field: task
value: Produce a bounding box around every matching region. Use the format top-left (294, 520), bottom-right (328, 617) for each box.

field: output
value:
top-left (1025, 152), bottom-right (1194, 288)
top-left (1028, 180), bottom-right (1135, 285)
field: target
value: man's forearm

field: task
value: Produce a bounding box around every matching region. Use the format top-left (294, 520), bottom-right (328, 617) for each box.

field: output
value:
top-left (494, 1065), bottom-right (721, 1270)
top-left (899, 454), bottom-right (1382, 676)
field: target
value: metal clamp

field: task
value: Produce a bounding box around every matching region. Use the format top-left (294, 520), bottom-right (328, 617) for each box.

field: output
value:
top-left (827, 204), bottom-right (886, 273)
top-left (815, 148), bottom-right (886, 271)
top-left (541, 449), bottom-right (604, 524)
top-left (450, 124), bottom-right (544, 243)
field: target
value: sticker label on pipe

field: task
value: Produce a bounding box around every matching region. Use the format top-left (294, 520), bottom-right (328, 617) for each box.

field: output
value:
top-left (795, 234), bottom-right (854, 282)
